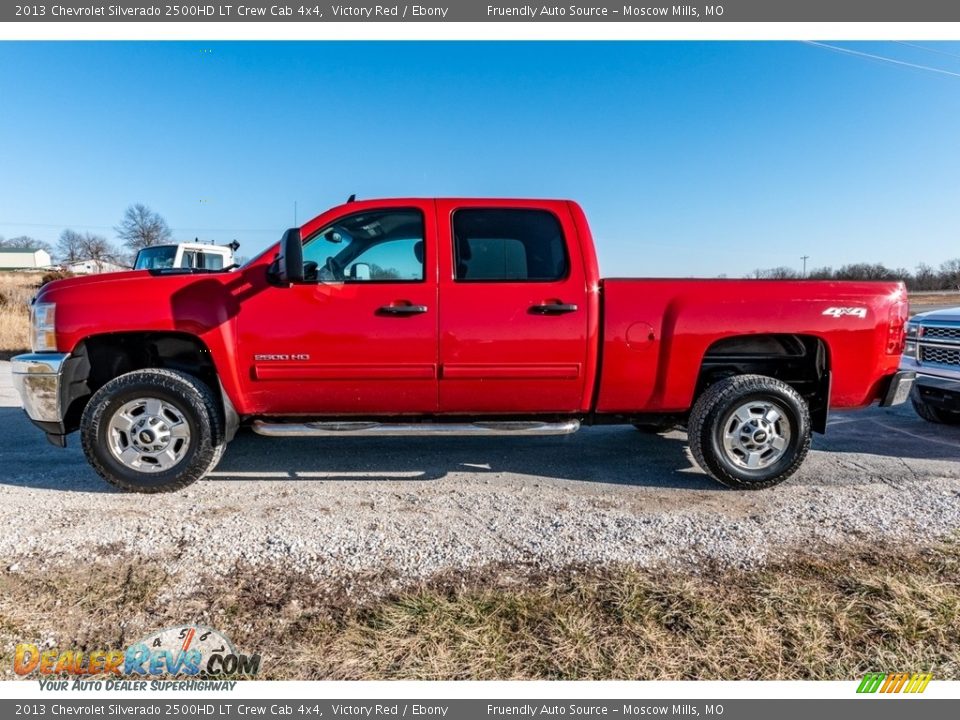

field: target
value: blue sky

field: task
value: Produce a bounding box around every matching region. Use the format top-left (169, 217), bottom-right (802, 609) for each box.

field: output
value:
top-left (0, 41), bottom-right (958, 277)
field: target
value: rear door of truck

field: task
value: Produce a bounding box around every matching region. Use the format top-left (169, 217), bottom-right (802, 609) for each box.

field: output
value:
top-left (435, 199), bottom-right (590, 413)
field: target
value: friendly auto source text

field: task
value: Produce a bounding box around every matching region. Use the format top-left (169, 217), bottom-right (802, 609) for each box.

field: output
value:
top-left (486, 5), bottom-right (723, 18)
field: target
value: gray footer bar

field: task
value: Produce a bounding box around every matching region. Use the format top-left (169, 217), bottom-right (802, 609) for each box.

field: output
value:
top-left (2, 699), bottom-right (956, 719)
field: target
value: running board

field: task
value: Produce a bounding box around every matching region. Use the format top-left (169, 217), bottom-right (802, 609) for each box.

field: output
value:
top-left (251, 419), bottom-right (581, 438)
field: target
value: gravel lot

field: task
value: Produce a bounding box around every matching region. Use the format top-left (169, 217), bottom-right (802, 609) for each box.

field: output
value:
top-left (1, 361), bottom-right (959, 589)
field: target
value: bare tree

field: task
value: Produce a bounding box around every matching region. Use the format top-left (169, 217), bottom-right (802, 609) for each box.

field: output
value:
top-left (78, 233), bottom-right (122, 267)
top-left (0, 235), bottom-right (53, 255)
top-left (115, 204), bottom-right (172, 251)
top-left (806, 266), bottom-right (835, 280)
top-left (940, 258), bottom-right (960, 290)
top-left (749, 266), bottom-right (801, 279)
top-left (57, 229), bottom-right (86, 263)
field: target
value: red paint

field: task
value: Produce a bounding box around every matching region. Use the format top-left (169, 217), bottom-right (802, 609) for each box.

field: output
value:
top-left (40, 198), bottom-right (905, 420)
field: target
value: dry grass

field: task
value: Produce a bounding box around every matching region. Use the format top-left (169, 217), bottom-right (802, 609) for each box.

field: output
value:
top-left (0, 272), bottom-right (41, 360)
top-left (0, 543), bottom-right (957, 680)
top-left (911, 292), bottom-right (960, 306)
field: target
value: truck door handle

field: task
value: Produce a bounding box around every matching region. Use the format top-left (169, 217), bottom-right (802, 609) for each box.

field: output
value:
top-left (530, 302), bottom-right (578, 315)
top-left (378, 303), bottom-right (428, 316)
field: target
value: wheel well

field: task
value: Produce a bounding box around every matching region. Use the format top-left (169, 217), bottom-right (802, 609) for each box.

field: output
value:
top-left (62, 332), bottom-right (219, 434)
top-left (697, 334), bottom-right (830, 433)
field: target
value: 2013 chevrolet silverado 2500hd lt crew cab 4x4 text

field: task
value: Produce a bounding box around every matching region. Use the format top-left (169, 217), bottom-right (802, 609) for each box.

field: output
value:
top-left (12, 198), bottom-right (915, 492)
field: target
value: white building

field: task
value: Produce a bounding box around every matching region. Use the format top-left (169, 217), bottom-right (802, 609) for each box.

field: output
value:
top-left (64, 259), bottom-right (129, 275)
top-left (0, 248), bottom-right (52, 269)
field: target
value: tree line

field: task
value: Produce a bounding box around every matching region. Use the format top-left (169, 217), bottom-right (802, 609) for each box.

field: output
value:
top-left (0, 204), bottom-right (172, 266)
top-left (749, 260), bottom-right (960, 291)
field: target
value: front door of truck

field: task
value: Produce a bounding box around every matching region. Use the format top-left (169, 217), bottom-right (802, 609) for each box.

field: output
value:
top-left (436, 201), bottom-right (590, 414)
top-left (237, 201), bottom-right (439, 415)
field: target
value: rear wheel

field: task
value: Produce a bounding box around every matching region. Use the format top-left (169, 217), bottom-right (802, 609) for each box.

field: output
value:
top-left (688, 374), bottom-right (811, 490)
top-left (911, 391), bottom-right (960, 424)
top-left (81, 369), bottom-right (226, 493)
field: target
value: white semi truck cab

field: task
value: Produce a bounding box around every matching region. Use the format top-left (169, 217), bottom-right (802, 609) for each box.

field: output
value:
top-left (133, 241), bottom-right (239, 272)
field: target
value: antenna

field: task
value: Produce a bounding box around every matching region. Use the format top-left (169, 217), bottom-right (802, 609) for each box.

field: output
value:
top-left (347, 194), bottom-right (356, 203)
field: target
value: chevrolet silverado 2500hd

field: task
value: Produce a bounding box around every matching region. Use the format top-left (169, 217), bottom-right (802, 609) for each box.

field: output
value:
top-left (12, 198), bottom-right (914, 492)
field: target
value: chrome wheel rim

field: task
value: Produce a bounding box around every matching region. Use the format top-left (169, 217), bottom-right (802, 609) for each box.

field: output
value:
top-left (106, 398), bottom-right (191, 473)
top-left (721, 400), bottom-right (791, 470)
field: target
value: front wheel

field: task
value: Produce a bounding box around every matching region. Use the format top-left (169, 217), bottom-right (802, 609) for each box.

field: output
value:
top-left (81, 369), bottom-right (226, 493)
top-left (911, 390), bottom-right (960, 425)
top-left (688, 375), bottom-right (811, 490)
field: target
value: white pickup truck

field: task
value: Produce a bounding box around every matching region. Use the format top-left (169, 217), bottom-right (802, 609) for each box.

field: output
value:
top-left (133, 241), bottom-right (239, 272)
top-left (902, 308), bottom-right (960, 424)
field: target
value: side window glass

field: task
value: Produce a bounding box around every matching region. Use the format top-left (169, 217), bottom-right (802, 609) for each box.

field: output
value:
top-left (302, 209), bottom-right (425, 283)
top-left (204, 253), bottom-right (224, 270)
top-left (453, 209), bottom-right (568, 282)
top-left (182, 250), bottom-right (198, 269)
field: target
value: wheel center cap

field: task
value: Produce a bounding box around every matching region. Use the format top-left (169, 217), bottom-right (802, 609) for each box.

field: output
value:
top-left (753, 430), bottom-right (768, 443)
top-left (139, 430), bottom-right (155, 444)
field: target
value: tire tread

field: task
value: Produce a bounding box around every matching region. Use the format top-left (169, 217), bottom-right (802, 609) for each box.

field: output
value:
top-left (80, 369), bottom-right (225, 493)
top-left (688, 374), bottom-right (811, 490)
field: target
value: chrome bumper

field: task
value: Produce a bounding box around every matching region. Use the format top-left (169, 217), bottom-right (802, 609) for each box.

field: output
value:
top-left (11, 353), bottom-right (71, 423)
top-left (880, 370), bottom-right (916, 407)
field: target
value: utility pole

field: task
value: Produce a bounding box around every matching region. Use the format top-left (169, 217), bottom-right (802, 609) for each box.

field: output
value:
top-left (801, 255), bottom-right (810, 277)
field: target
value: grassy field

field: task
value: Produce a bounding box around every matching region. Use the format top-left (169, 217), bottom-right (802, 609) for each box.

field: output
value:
top-left (1, 543), bottom-right (957, 680)
top-left (0, 272), bottom-right (41, 360)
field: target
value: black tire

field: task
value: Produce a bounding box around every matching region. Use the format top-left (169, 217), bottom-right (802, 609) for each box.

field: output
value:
top-left (688, 374), bottom-right (811, 490)
top-left (81, 369), bottom-right (226, 493)
top-left (910, 390), bottom-right (960, 425)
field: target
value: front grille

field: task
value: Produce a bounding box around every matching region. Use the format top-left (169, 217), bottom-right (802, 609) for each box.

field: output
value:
top-left (923, 325), bottom-right (960, 341)
top-left (921, 345), bottom-right (960, 366)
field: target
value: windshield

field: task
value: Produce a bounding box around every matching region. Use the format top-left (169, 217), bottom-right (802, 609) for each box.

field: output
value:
top-left (134, 246), bottom-right (177, 270)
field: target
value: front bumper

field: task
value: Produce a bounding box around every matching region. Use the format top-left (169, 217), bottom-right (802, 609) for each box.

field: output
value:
top-left (11, 353), bottom-right (71, 424)
top-left (912, 373), bottom-right (960, 413)
top-left (880, 370), bottom-right (916, 407)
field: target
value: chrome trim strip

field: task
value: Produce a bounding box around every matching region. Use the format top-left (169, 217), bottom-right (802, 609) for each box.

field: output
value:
top-left (252, 419), bottom-right (582, 438)
top-left (11, 353), bottom-right (69, 376)
top-left (917, 339), bottom-right (960, 349)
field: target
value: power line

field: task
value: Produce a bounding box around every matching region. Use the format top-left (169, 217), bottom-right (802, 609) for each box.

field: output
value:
top-left (0, 220), bottom-right (278, 234)
top-left (891, 41), bottom-right (960, 63)
top-left (803, 41), bottom-right (960, 79)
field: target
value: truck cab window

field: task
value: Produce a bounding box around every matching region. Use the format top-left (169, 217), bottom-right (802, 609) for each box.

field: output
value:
top-left (302, 209), bottom-right (425, 283)
top-left (203, 252), bottom-right (224, 270)
top-left (453, 209), bottom-right (568, 282)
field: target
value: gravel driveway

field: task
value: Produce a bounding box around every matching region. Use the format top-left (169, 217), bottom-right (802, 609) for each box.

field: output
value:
top-left (1, 361), bottom-right (959, 587)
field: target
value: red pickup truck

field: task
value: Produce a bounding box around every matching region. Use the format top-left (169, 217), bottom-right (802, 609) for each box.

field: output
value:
top-left (12, 198), bottom-right (914, 492)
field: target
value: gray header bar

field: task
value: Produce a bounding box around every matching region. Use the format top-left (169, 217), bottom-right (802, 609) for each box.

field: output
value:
top-left (6, 0), bottom-right (960, 23)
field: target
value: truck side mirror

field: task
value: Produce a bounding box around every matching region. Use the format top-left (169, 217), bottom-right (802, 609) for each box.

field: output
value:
top-left (350, 263), bottom-right (371, 281)
top-left (275, 228), bottom-right (304, 284)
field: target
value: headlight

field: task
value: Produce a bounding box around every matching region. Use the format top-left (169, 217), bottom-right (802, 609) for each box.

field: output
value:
top-left (905, 322), bottom-right (919, 339)
top-left (31, 302), bottom-right (57, 352)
